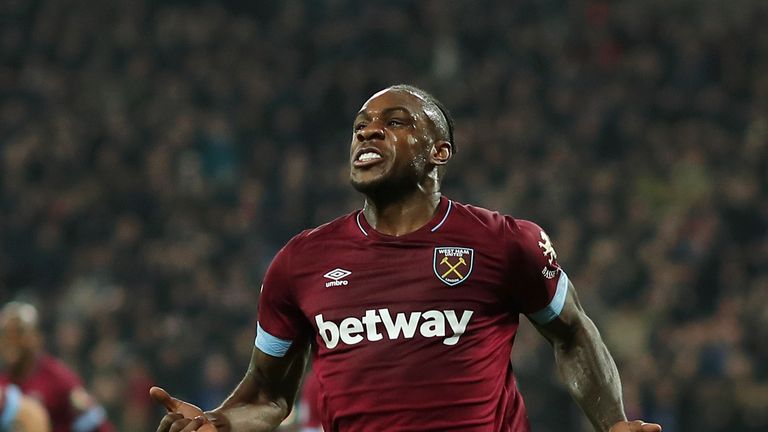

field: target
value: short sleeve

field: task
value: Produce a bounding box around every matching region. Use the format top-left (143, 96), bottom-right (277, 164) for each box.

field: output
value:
top-left (0, 384), bottom-right (21, 430)
top-left (256, 243), bottom-right (306, 357)
top-left (505, 218), bottom-right (570, 324)
top-left (69, 386), bottom-right (110, 432)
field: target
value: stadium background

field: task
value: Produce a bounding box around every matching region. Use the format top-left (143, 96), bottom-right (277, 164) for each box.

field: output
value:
top-left (1, 0), bottom-right (767, 430)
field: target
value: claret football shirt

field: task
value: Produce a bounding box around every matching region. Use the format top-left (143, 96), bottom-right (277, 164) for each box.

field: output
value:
top-left (256, 196), bottom-right (568, 431)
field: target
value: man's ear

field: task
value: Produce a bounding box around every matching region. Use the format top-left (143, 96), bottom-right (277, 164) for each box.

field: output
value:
top-left (430, 140), bottom-right (452, 166)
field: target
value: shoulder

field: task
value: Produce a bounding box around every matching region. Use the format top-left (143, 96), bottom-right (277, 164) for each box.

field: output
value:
top-left (449, 200), bottom-right (509, 235)
top-left (450, 200), bottom-right (545, 240)
top-left (282, 212), bottom-right (358, 254)
top-left (451, 200), bottom-right (554, 265)
top-left (265, 212), bottom-right (358, 276)
top-left (506, 219), bottom-right (549, 245)
top-left (504, 218), bottom-right (552, 262)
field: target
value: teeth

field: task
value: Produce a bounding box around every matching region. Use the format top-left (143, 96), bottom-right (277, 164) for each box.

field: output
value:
top-left (358, 152), bottom-right (382, 162)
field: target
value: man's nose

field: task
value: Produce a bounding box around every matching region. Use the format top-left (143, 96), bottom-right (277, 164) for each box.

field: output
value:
top-left (356, 123), bottom-right (385, 142)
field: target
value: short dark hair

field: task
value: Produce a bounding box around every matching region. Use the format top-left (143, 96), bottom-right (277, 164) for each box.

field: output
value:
top-left (387, 84), bottom-right (456, 154)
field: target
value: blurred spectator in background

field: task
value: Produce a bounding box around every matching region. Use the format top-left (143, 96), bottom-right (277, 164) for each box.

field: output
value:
top-left (0, 0), bottom-right (766, 430)
top-left (0, 303), bottom-right (113, 432)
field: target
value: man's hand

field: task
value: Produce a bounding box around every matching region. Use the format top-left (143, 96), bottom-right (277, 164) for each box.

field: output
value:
top-left (609, 420), bottom-right (662, 432)
top-left (151, 386), bottom-right (218, 432)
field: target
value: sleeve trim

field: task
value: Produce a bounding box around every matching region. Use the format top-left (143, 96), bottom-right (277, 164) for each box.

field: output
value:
top-left (528, 271), bottom-right (569, 325)
top-left (72, 406), bottom-right (107, 432)
top-left (0, 385), bottom-right (22, 429)
top-left (255, 322), bottom-right (294, 357)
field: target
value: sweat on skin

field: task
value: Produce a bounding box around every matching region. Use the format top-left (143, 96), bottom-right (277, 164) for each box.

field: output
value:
top-left (315, 308), bottom-right (474, 349)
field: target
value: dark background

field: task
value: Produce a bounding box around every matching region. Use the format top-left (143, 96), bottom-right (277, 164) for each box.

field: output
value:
top-left (1, 0), bottom-right (767, 430)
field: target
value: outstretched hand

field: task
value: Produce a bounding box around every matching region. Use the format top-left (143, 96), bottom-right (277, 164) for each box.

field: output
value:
top-left (151, 386), bottom-right (217, 432)
top-left (610, 420), bottom-right (662, 432)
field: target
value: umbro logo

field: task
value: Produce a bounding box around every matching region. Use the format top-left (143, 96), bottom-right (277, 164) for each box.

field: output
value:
top-left (324, 268), bottom-right (351, 287)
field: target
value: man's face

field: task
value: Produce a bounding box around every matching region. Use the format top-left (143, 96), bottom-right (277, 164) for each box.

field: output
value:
top-left (0, 318), bottom-right (32, 368)
top-left (349, 89), bottom-right (437, 195)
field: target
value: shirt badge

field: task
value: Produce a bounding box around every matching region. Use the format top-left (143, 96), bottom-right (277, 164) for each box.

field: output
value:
top-left (433, 247), bottom-right (474, 286)
top-left (538, 230), bottom-right (559, 279)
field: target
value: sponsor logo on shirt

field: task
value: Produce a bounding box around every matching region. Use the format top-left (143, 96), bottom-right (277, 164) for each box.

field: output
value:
top-left (541, 267), bottom-right (558, 279)
top-left (315, 308), bottom-right (474, 349)
top-left (323, 268), bottom-right (351, 287)
top-left (433, 247), bottom-right (474, 286)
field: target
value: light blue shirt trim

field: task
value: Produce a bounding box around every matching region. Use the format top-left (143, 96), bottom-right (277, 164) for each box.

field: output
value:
top-left (1, 385), bottom-right (22, 430)
top-left (356, 212), bottom-right (368, 236)
top-left (255, 322), bottom-right (293, 357)
top-left (528, 271), bottom-right (569, 325)
top-left (72, 405), bottom-right (106, 432)
top-left (430, 200), bottom-right (452, 232)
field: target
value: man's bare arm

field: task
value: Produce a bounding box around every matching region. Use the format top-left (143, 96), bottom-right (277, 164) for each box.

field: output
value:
top-left (206, 339), bottom-right (310, 431)
top-left (152, 337), bottom-right (310, 432)
top-left (532, 281), bottom-right (660, 432)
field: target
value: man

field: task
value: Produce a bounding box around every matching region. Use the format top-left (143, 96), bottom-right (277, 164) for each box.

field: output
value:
top-left (0, 303), bottom-right (113, 432)
top-left (0, 383), bottom-right (51, 432)
top-left (152, 85), bottom-right (662, 431)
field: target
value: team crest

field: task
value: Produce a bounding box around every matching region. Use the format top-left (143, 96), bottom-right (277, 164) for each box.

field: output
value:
top-left (433, 247), bottom-right (474, 286)
top-left (538, 230), bottom-right (557, 265)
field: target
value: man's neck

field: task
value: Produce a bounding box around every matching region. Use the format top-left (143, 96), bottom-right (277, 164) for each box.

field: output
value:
top-left (9, 352), bottom-right (39, 381)
top-left (362, 188), bottom-right (442, 236)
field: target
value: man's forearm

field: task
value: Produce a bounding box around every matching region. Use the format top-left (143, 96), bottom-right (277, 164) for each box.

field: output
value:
top-left (206, 370), bottom-right (289, 432)
top-left (553, 314), bottom-right (626, 432)
top-left (207, 346), bottom-right (308, 432)
top-left (207, 402), bottom-right (286, 432)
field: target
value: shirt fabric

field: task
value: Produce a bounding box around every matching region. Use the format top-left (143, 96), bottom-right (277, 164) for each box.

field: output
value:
top-left (257, 197), bottom-right (567, 432)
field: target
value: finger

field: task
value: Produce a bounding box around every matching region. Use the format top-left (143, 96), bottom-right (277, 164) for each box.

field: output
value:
top-left (156, 413), bottom-right (183, 432)
top-left (150, 386), bottom-right (179, 412)
top-left (169, 418), bottom-right (195, 432)
top-left (180, 417), bottom-right (206, 432)
top-left (626, 420), bottom-right (662, 432)
top-left (198, 424), bottom-right (218, 432)
top-left (641, 422), bottom-right (662, 432)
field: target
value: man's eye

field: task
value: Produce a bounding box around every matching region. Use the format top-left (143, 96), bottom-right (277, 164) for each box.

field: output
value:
top-left (388, 119), bottom-right (404, 126)
top-left (354, 123), bottom-right (367, 132)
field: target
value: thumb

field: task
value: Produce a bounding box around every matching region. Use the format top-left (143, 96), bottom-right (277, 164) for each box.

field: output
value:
top-left (150, 386), bottom-right (206, 419)
top-left (149, 386), bottom-right (179, 413)
top-left (612, 420), bottom-right (663, 432)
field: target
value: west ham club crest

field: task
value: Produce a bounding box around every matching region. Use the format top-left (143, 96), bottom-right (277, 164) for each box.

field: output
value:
top-left (433, 247), bottom-right (474, 286)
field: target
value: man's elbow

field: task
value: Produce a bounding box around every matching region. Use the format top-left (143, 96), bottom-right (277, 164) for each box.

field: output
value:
top-left (554, 313), bottom-right (597, 354)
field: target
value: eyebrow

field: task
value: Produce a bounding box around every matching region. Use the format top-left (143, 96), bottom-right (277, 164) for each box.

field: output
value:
top-left (354, 106), bottom-right (414, 120)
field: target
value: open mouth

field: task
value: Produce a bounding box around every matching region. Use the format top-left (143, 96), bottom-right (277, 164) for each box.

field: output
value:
top-left (352, 148), bottom-right (384, 168)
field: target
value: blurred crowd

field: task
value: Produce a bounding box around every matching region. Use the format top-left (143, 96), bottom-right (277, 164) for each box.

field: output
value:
top-left (1, 0), bottom-right (767, 430)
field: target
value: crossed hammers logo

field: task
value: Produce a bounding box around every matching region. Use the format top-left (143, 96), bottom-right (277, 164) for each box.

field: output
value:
top-left (440, 256), bottom-right (466, 279)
